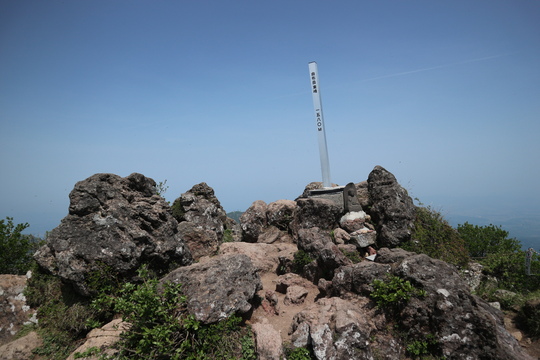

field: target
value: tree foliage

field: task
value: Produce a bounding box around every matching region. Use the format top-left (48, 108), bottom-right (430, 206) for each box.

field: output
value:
top-left (0, 217), bottom-right (36, 274)
top-left (404, 206), bottom-right (470, 267)
top-left (457, 222), bottom-right (521, 258)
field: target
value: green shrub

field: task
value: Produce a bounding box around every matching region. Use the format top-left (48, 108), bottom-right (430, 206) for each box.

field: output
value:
top-left (340, 249), bottom-right (363, 264)
top-left (284, 345), bottom-right (315, 360)
top-left (518, 296), bottom-right (540, 337)
top-left (458, 222), bottom-right (521, 259)
top-left (403, 206), bottom-right (469, 267)
top-left (0, 217), bottom-right (38, 274)
top-left (480, 251), bottom-right (540, 293)
top-left (94, 265), bottom-right (253, 359)
top-left (292, 250), bottom-right (314, 274)
top-left (371, 275), bottom-right (426, 313)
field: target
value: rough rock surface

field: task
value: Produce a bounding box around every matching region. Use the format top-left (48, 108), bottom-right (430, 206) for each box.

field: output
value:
top-left (171, 182), bottom-right (228, 259)
top-left (328, 248), bottom-right (534, 360)
top-left (266, 200), bottom-right (296, 232)
top-left (367, 165), bottom-right (415, 248)
top-left (0, 331), bottom-right (42, 360)
top-left (252, 319), bottom-right (284, 360)
top-left (160, 254), bottom-right (262, 324)
top-left (296, 227), bottom-right (351, 282)
top-left (218, 242), bottom-right (296, 274)
top-left (290, 198), bottom-right (342, 235)
top-left (0, 274), bottom-right (37, 345)
top-left (34, 173), bottom-right (192, 296)
top-left (66, 319), bottom-right (129, 360)
top-left (290, 297), bottom-right (377, 360)
top-left (240, 200), bottom-right (268, 242)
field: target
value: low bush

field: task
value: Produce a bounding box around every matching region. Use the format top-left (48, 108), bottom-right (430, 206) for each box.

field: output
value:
top-left (371, 275), bottom-right (426, 314)
top-left (403, 206), bottom-right (469, 268)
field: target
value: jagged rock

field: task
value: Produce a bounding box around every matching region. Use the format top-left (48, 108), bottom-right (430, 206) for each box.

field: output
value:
top-left (290, 297), bottom-right (377, 360)
top-left (160, 254), bottom-right (262, 324)
top-left (331, 261), bottom-right (392, 297)
top-left (176, 221), bottom-right (219, 261)
top-left (284, 285), bottom-right (309, 305)
top-left (296, 227), bottom-right (352, 282)
top-left (225, 217), bottom-right (243, 242)
top-left (240, 200), bottom-right (268, 242)
top-left (297, 182), bottom-right (338, 199)
top-left (367, 166), bottom-right (415, 248)
top-left (171, 182), bottom-right (228, 258)
top-left (252, 319), bottom-right (283, 360)
top-left (355, 181), bottom-right (371, 208)
top-left (290, 198), bottom-right (342, 235)
top-left (0, 274), bottom-right (37, 345)
top-left (258, 225), bottom-right (293, 244)
top-left (331, 249), bottom-right (534, 360)
top-left (375, 246), bottom-right (415, 264)
top-left (332, 228), bottom-right (349, 244)
top-left (0, 331), bottom-right (42, 360)
top-left (266, 200), bottom-right (296, 231)
top-left (66, 319), bottom-right (129, 360)
top-left (218, 242), bottom-right (296, 274)
top-left (33, 173), bottom-right (193, 296)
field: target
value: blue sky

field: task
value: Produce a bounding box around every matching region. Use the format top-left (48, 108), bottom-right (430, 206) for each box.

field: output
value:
top-left (1, 1), bottom-right (539, 246)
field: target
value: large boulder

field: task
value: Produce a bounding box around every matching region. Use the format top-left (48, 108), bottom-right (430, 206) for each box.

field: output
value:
top-left (290, 198), bottom-right (342, 235)
top-left (367, 166), bottom-right (415, 247)
top-left (171, 182), bottom-right (228, 260)
top-left (34, 173), bottom-right (193, 296)
top-left (296, 227), bottom-right (352, 282)
top-left (240, 200), bottom-right (268, 242)
top-left (328, 248), bottom-right (534, 360)
top-left (160, 254), bottom-right (262, 324)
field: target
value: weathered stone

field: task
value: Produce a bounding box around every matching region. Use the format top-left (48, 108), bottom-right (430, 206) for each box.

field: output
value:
top-left (66, 319), bottom-right (129, 360)
top-left (339, 211), bottom-right (366, 233)
top-left (258, 226), bottom-right (292, 244)
top-left (171, 182), bottom-right (228, 245)
top-left (34, 173), bottom-right (192, 296)
top-left (290, 198), bottom-right (342, 234)
top-left (275, 273), bottom-right (314, 294)
top-left (350, 230), bottom-right (376, 248)
top-left (355, 181), bottom-right (371, 209)
top-left (177, 221), bottom-right (219, 261)
top-left (240, 200), bottom-right (268, 242)
top-left (0, 274), bottom-right (37, 345)
top-left (367, 166), bottom-right (415, 248)
top-left (266, 200), bottom-right (296, 231)
top-left (0, 331), bottom-right (42, 360)
top-left (290, 297), bottom-right (376, 360)
top-left (284, 285), bottom-right (309, 305)
top-left (160, 254), bottom-right (262, 324)
top-left (331, 261), bottom-right (392, 297)
top-left (296, 227), bottom-right (352, 281)
top-left (218, 242), bottom-right (296, 274)
top-left (332, 227), bottom-right (350, 244)
top-left (343, 182), bottom-right (363, 213)
top-left (460, 262), bottom-right (485, 292)
top-left (252, 319), bottom-right (283, 360)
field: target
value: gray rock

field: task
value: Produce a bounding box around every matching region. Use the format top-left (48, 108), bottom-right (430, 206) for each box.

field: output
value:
top-left (297, 227), bottom-right (352, 282)
top-left (34, 173), bottom-right (192, 297)
top-left (291, 198), bottom-right (342, 235)
top-left (240, 200), bottom-right (268, 242)
top-left (266, 200), bottom-right (296, 232)
top-left (367, 166), bottom-right (415, 248)
top-left (171, 182), bottom-right (228, 258)
top-left (290, 297), bottom-right (376, 360)
top-left (160, 254), bottom-right (261, 324)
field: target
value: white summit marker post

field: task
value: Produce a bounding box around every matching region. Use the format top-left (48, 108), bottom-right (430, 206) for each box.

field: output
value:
top-left (308, 61), bottom-right (332, 188)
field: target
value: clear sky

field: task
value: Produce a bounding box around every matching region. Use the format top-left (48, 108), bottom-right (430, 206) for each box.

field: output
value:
top-left (1, 1), bottom-right (539, 245)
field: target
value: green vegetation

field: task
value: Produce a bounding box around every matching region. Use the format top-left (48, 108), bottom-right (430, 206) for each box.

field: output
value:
top-left (222, 228), bottom-right (234, 243)
top-left (458, 222), bottom-right (521, 258)
top-left (284, 345), bottom-right (316, 360)
top-left (154, 179), bottom-right (169, 196)
top-left (403, 206), bottom-right (469, 267)
top-left (292, 250), bottom-right (314, 274)
top-left (0, 217), bottom-right (42, 274)
top-left (340, 248), bottom-right (363, 264)
top-left (371, 275), bottom-right (426, 313)
top-left (405, 334), bottom-right (440, 359)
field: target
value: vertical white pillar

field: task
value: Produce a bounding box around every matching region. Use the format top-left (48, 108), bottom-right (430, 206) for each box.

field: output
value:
top-left (309, 61), bottom-right (332, 188)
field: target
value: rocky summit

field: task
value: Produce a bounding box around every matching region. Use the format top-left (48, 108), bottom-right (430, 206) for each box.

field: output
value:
top-left (1, 166), bottom-right (536, 360)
